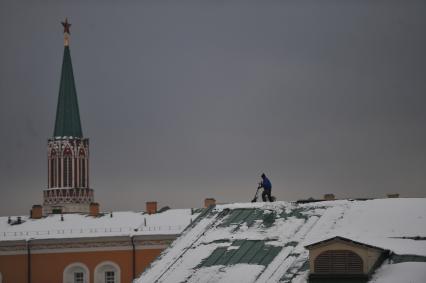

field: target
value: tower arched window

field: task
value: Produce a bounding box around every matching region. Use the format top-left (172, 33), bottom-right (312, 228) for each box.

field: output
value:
top-left (79, 148), bottom-right (86, 188)
top-left (58, 156), bottom-right (62, 187)
top-left (50, 149), bottom-right (57, 188)
top-left (63, 147), bottom-right (73, 187)
top-left (82, 159), bottom-right (86, 187)
top-left (50, 158), bottom-right (54, 187)
top-left (74, 157), bottom-right (77, 187)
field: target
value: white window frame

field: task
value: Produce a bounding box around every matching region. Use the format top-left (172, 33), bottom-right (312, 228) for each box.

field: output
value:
top-left (63, 262), bottom-right (90, 283)
top-left (104, 271), bottom-right (115, 283)
top-left (74, 272), bottom-right (84, 283)
top-left (94, 261), bottom-right (121, 283)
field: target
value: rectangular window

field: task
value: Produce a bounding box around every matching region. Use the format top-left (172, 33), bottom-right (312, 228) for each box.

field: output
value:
top-left (74, 272), bottom-right (84, 283)
top-left (105, 271), bottom-right (115, 283)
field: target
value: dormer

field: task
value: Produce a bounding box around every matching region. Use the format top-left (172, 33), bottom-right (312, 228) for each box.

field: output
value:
top-left (305, 236), bottom-right (389, 282)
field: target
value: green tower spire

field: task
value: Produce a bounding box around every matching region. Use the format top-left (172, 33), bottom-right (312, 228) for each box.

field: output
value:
top-left (53, 18), bottom-right (83, 138)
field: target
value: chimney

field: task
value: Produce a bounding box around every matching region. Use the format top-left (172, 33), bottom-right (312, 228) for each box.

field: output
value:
top-left (146, 201), bottom-right (157, 214)
top-left (323, 194), bottom-right (335, 201)
top-left (387, 193), bottom-right (399, 198)
top-left (89, 202), bottom-right (100, 217)
top-left (31, 205), bottom-right (43, 219)
top-left (204, 198), bottom-right (216, 208)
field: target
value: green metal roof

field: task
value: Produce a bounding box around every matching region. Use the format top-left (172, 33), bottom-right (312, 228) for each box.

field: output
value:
top-left (201, 239), bottom-right (282, 267)
top-left (53, 46), bottom-right (83, 138)
top-left (138, 203), bottom-right (327, 282)
top-left (197, 208), bottom-right (289, 269)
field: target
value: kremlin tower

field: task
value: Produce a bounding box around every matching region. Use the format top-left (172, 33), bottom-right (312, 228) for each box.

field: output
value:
top-left (43, 19), bottom-right (95, 214)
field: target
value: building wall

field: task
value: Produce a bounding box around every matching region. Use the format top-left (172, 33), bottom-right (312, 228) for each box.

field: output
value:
top-left (43, 201), bottom-right (92, 215)
top-left (308, 240), bottom-right (382, 274)
top-left (0, 233), bottom-right (176, 283)
top-left (0, 254), bottom-right (27, 283)
top-left (0, 248), bottom-right (162, 283)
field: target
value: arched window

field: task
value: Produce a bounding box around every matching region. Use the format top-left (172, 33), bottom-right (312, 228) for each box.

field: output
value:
top-left (78, 148), bottom-right (86, 188)
top-left (63, 157), bottom-right (72, 187)
top-left (50, 159), bottom-right (53, 187)
top-left (49, 149), bottom-right (55, 188)
top-left (50, 149), bottom-right (57, 188)
top-left (63, 262), bottom-right (89, 283)
top-left (314, 250), bottom-right (363, 274)
top-left (94, 261), bottom-right (121, 283)
top-left (82, 159), bottom-right (86, 187)
top-left (58, 157), bottom-right (62, 187)
top-left (74, 157), bottom-right (78, 187)
top-left (63, 147), bottom-right (73, 187)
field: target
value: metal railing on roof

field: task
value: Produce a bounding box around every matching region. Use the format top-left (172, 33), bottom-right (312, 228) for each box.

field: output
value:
top-left (1, 225), bottom-right (184, 239)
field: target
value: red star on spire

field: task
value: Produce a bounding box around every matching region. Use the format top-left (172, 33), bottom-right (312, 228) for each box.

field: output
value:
top-left (61, 18), bottom-right (71, 34)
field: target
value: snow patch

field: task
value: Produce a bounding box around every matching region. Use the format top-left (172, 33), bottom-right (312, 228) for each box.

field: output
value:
top-left (369, 262), bottom-right (426, 283)
top-left (187, 264), bottom-right (265, 283)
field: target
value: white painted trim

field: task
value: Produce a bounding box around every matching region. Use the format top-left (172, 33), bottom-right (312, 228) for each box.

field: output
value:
top-left (136, 244), bottom-right (168, 250)
top-left (31, 246), bottom-right (132, 254)
top-left (0, 250), bottom-right (27, 256)
top-left (0, 244), bottom-right (168, 255)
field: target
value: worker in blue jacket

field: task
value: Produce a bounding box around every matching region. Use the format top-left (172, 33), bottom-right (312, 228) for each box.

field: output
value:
top-left (259, 173), bottom-right (273, 202)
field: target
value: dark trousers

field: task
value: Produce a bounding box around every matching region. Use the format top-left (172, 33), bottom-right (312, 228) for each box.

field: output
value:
top-left (262, 189), bottom-right (273, 202)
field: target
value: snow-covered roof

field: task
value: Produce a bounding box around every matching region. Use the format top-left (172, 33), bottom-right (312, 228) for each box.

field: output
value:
top-left (0, 209), bottom-right (200, 241)
top-left (370, 262), bottom-right (426, 283)
top-left (136, 198), bottom-right (426, 283)
top-left (304, 198), bottom-right (426, 255)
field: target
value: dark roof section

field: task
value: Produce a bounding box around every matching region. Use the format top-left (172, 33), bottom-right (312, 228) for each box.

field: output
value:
top-left (200, 240), bottom-right (282, 268)
top-left (53, 45), bottom-right (83, 138)
top-left (305, 236), bottom-right (388, 251)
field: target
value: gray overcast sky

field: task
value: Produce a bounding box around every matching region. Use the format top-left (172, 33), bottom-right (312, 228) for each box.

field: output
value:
top-left (1, 0), bottom-right (425, 215)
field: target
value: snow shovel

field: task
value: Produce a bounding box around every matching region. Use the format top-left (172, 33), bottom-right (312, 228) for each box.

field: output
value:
top-left (252, 185), bottom-right (277, 202)
top-left (251, 185), bottom-right (261, 202)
